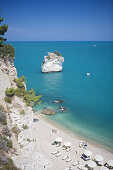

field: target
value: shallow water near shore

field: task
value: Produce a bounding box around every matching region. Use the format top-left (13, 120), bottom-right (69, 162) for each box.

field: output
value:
top-left (8, 41), bottom-right (113, 150)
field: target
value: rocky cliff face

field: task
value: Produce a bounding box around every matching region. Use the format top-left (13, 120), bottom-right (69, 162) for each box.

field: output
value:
top-left (42, 52), bottom-right (64, 73)
top-left (0, 50), bottom-right (49, 170)
top-left (0, 57), bottom-right (17, 101)
top-left (0, 58), bottom-right (17, 86)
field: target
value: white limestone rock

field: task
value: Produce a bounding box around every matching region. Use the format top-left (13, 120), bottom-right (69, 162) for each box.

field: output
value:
top-left (42, 52), bottom-right (64, 73)
top-left (0, 57), bottom-right (17, 102)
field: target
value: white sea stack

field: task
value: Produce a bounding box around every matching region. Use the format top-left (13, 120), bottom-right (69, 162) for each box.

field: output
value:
top-left (42, 51), bottom-right (64, 73)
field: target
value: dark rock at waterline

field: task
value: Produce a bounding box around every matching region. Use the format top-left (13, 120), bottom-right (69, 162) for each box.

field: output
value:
top-left (41, 108), bottom-right (56, 115)
top-left (59, 106), bottom-right (67, 112)
top-left (2, 126), bottom-right (11, 137)
top-left (53, 100), bottom-right (64, 104)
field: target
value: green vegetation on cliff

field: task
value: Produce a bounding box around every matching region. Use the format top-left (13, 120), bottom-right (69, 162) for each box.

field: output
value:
top-left (1, 157), bottom-right (20, 170)
top-left (54, 50), bottom-right (62, 56)
top-left (4, 96), bottom-right (12, 104)
top-left (0, 44), bottom-right (15, 60)
top-left (4, 76), bottom-right (42, 106)
top-left (0, 134), bottom-right (12, 148)
top-left (5, 87), bottom-right (15, 97)
top-left (14, 76), bottom-right (26, 88)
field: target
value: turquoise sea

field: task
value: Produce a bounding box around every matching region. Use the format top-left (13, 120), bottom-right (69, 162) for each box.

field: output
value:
top-left (8, 41), bottom-right (113, 150)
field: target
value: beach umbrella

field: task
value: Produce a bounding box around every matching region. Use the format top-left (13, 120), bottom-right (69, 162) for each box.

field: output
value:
top-left (84, 150), bottom-right (92, 157)
top-left (100, 167), bottom-right (109, 170)
top-left (63, 141), bottom-right (72, 147)
top-left (87, 161), bottom-right (96, 169)
top-left (54, 137), bottom-right (62, 142)
top-left (94, 155), bottom-right (104, 162)
top-left (107, 160), bottom-right (113, 167)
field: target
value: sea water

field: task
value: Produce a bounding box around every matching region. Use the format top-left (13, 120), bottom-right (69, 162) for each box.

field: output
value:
top-left (7, 41), bottom-right (113, 150)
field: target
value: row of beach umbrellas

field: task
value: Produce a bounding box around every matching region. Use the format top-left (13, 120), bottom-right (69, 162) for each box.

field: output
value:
top-left (84, 150), bottom-right (113, 169)
top-left (54, 138), bottom-right (113, 169)
top-left (54, 137), bottom-right (71, 147)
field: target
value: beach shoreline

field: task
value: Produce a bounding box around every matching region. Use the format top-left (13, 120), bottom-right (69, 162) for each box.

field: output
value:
top-left (34, 110), bottom-right (113, 154)
top-left (24, 110), bottom-right (113, 170)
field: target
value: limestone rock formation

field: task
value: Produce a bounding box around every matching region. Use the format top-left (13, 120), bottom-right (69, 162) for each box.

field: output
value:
top-left (0, 58), bottom-right (17, 87)
top-left (42, 52), bottom-right (64, 73)
top-left (0, 57), bottom-right (17, 101)
top-left (41, 108), bottom-right (56, 115)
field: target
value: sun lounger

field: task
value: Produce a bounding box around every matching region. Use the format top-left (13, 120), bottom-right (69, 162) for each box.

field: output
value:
top-left (97, 161), bottom-right (103, 166)
top-left (81, 167), bottom-right (88, 170)
top-left (81, 155), bottom-right (90, 161)
top-left (66, 158), bottom-right (71, 162)
top-left (56, 152), bottom-right (61, 157)
top-left (62, 155), bottom-right (68, 160)
top-left (52, 151), bottom-right (59, 155)
top-left (64, 168), bottom-right (69, 170)
top-left (73, 161), bottom-right (80, 166)
top-left (77, 164), bottom-right (83, 169)
top-left (66, 148), bottom-right (71, 152)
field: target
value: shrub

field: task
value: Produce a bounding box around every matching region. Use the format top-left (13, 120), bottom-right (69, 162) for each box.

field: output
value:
top-left (5, 76), bottom-right (42, 107)
top-left (46, 56), bottom-right (51, 60)
top-left (7, 140), bottom-right (12, 148)
top-left (14, 87), bottom-right (27, 97)
top-left (23, 88), bottom-right (42, 106)
top-left (1, 117), bottom-right (7, 125)
top-left (19, 109), bottom-right (25, 115)
top-left (0, 44), bottom-right (15, 60)
top-left (54, 50), bottom-right (62, 56)
top-left (14, 76), bottom-right (26, 88)
top-left (22, 124), bottom-right (28, 130)
top-left (1, 158), bottom-right (20, 170)
top-left (5, 87), bottom-right (15, 97)
top-left (11, 126), bottom-right (20, 136)
top-left (27, 138), bottom-right (31, 142)
top-left (0, 134), bottom-right (12, 148)
top-left (4, 96), bottom-right (12, 104)
top-left (0, 104), bottom-right (6, 112)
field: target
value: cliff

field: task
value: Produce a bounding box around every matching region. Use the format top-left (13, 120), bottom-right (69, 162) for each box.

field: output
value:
top-left (0, 44), bottom-right (17, 102)
top-left (42, 51), bottom-right (64, 73)
top-left (0, 45), bottom-right (49, 170)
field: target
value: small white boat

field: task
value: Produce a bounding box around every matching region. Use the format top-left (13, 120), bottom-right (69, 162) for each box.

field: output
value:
top-left (86, 73), bottom-right (90, 76)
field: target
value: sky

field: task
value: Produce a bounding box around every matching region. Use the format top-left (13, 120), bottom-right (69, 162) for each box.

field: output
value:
top-left (0, 0), bottom-right (113, 41)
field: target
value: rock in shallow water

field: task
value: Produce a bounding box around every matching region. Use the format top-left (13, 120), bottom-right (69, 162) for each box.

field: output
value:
top-left (41, 108), bottom-right (56, 115)
top-left (41, 52), bottom-right (64, 73)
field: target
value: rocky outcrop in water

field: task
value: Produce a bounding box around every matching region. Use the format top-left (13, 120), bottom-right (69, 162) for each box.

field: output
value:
top-left (42, 52), bottom-right (64, 73)
top-left (41, 108), bottom-right (56, 115)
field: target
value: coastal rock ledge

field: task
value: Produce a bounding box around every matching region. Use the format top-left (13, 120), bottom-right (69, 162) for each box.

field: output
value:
top-left (42, 52), bottom-right (64, 73)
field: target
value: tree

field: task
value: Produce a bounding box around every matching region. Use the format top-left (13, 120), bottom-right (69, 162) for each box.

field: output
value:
top-left (0, 9), bottom-right (8, 46)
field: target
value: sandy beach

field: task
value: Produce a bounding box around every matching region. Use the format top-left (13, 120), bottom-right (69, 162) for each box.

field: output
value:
top-left (23, 111), bottom-right (113, 170)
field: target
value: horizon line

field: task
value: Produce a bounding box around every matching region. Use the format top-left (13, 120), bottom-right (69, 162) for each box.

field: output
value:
top-left (6, 40), bottom-right (113, 42)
